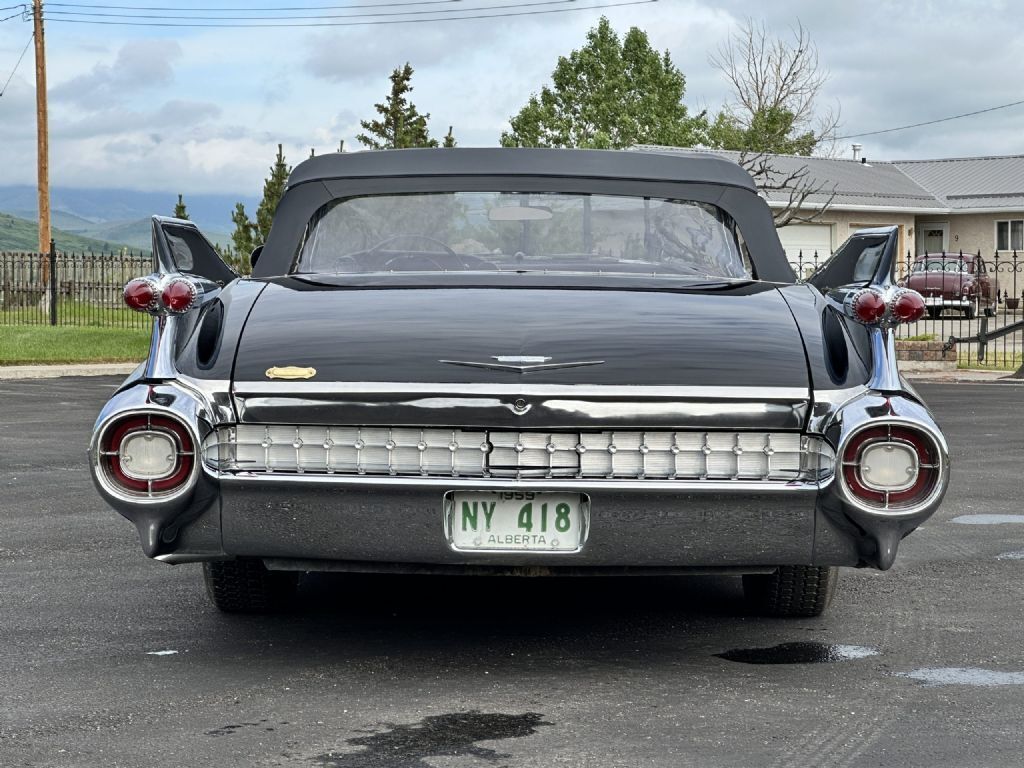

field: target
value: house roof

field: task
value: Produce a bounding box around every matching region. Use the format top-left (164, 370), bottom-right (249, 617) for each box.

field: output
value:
top-left (633, 145), bottom-right (1024, 214)
top-left (893, 155), bottom-right (1024, 211)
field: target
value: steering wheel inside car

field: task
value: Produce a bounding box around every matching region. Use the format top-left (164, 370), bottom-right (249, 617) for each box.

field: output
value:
top-left (366, 234), bottom-right (458, 257)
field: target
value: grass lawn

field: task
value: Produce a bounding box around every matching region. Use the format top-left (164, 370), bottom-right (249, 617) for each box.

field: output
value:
top-left (957, 351), bottom-right (1023, 372)
top-left (0, 324), bottom-right (150, 365)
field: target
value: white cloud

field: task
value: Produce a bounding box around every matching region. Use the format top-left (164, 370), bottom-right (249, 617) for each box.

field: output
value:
top-left (0, 0), bottom-right (1021, 194)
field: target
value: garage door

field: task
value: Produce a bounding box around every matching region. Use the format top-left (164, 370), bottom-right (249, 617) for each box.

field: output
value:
top-left (777, 224), bottom-right (833, 269)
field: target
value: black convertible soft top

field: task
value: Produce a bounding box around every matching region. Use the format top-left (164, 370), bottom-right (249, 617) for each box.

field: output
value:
top-left (285, 147), bottom-right (757, 190)
top-left (255, 147), bottom-right (794, 282)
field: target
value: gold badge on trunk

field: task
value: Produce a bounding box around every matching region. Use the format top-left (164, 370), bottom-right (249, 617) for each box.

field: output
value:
top-left (265, 366), bottom-right (317, 380)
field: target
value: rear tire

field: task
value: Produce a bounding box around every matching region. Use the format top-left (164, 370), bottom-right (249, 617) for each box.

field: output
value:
top-left (742, 566), bottom-right (838, 618)
top-left (203, 558), bottom-right (300, 613)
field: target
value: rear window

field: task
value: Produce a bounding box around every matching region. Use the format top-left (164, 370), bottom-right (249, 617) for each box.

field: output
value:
top-left (292, 191), bottom-right (751, 280)
top-left (912, 259), bottom-right (968, 273)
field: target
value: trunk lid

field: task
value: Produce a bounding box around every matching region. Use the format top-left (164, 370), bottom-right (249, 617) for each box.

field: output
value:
top-left (230, 280), bottom-right (811, 430)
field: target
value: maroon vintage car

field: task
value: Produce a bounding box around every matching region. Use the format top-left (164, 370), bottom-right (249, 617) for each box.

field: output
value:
top-left (902, 252), bottom-right (994, 319)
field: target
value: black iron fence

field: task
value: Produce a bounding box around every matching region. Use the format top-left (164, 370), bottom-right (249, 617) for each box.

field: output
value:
top-left (791, 250), bottom-right (1023, 371)
top-left (2, 244), bottom-right (1022, 371)
top-left (0, 246), bottom-right (153, 329)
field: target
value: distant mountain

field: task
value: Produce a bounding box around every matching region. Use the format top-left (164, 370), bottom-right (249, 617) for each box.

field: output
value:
top-left (0, 185), bottom-right (258, 236)
top-left (4, 212), bottom-right (233, 252)
top-left (0, 211), bottom-right (141, 253)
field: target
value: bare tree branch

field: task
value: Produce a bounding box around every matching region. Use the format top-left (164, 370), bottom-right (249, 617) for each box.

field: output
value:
top-left (737, 150), bottom-right (837, 228)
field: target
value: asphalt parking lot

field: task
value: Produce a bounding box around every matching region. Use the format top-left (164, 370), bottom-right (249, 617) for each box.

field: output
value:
top-left (2, 377), bottom-right (1023, 768)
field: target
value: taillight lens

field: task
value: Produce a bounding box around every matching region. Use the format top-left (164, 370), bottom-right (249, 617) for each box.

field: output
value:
top-left (841, 424), bottom-right (940, 510)
top-left (890, 290), bottom-right (926, 322)
top-left (100, 414), bottom-right (194, 496)
top-left (161, 278), bottom-right (198, 313)
top-left (852, 289), bottom-right (887, 323)
top-left (123, 278), bottom-right (158, 313)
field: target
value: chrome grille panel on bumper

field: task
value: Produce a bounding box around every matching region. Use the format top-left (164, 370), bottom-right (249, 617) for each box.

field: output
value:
top-left (203, 426), bottom-right (834, 482)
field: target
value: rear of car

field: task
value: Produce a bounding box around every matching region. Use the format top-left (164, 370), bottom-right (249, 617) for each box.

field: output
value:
top-left (89, 148), bottom-right (948, 619)
top-left (904, 253), bottom-right (993, 318)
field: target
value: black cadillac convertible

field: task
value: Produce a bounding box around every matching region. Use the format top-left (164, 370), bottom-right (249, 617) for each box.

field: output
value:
top-left (89, 148), bottom-right (948, 616)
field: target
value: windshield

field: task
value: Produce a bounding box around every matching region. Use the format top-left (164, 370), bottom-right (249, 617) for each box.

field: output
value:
top-left (293, 192), bottom-right (751, 280)
top-left (913, 258), bottom-right (968, 274)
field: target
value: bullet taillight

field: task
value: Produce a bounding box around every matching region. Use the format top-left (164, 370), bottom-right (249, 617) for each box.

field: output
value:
top-left (851, 289), bottom-right (887, 323)
top-left (890, 290), bottom-right (926, 323)
top-left (123, 278), bottom-right (159, 313)
top-left (161, 278), bottom-right (199, 313)
top-left (122, 275), bottom-right (200, 314)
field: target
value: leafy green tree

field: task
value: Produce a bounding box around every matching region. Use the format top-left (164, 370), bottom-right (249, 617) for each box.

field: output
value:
top-left (442, 126), bottom-right (456, 148)
top-left (255, 143), bottom-right (291, 242)
top-left (357, 63), bottom-right (450, 149)
top-left (709, 107), bottom-right (817, 155)
top-left (173, 194), bottom-right (189, 220)
top-left (501, 17), bottom-right (708, 149)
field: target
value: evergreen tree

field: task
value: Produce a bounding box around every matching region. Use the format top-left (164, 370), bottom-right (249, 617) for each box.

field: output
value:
top-left (442, 126), bottom-right (456, 148)
top-left (357, 63), bottom-right (446, 149)
top-left (173, 194), bottom-right (189, 220)
top-left (231, 202), bottom-right (257, 259)
top-left (501, 17), bottom-right (708, 149)
top-left (255, 143), bottom-right (291, 242)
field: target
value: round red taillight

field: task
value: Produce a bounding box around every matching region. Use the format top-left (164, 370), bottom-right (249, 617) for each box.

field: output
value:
top-left (841, 424), bottom-right (940, 510)
top-left (161, 278), bottom-right (198, 313)
top-left (891, 290), bottom-right (926, 323)
top-left (123, 278), bottom-right (158, 313)
top-left (852, 289), bottom-right (887, 323)
top-left (100, 414), bottom-right (195, 496)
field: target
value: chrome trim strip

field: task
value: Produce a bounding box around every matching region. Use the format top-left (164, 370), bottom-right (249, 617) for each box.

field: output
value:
top-left (867, 326), bottom-right (903, 393)
top-left (214, 472), bottom-right (824, 493)
top-left (811, 384), bottom-right (870, 406)
top-left (440, 360), bottom-right (606, 373)
top-left (231, 381), bottom-right (811, 400)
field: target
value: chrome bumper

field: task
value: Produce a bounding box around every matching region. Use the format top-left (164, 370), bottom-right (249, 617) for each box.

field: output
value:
top-left (91, 379), bottom-right (948, 571)
top-left (215, 474), bottom-right (823, 568)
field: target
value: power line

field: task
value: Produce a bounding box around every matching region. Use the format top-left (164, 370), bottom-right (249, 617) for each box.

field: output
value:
top-left (47, 0), bottom-right (657, 26)
top-left (1, 10), bottom-right (28, 21)
top-left (46, 0), bottom-right (580, 21)
top-left (837, 98), bottom-right (1024, 140)
top-left (0, 31), bottom-right (32, 97)
top-left (47, 1), bottom-right (459, 8)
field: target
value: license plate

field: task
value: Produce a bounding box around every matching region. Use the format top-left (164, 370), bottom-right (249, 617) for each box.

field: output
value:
top-left (446, 491), bottom-right (587, 552)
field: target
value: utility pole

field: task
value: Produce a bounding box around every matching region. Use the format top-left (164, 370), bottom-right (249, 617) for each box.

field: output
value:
top-left (33, 0), bottom-right (50, 254)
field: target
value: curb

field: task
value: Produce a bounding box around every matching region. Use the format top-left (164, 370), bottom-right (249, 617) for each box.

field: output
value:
top-left (0, 363), bottom-right (138, 380)
top-left (906, 370), bottom-right (1020, 384)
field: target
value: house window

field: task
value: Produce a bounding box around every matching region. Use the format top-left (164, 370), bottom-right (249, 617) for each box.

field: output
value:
top-left (996, 219), bottom-right (1024, 251)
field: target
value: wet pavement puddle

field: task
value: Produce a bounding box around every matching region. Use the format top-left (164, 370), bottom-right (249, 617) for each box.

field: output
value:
top-left (996, 550), bottom-right (1024, 560)
top-left (951, 514), bottom-right (1024, 525)
top-left (898, 668), bottom-right (1024, 686)
top-left (311, 711), bottom-right (552, 767)
top-left (715, 642), bottom-right (879, 665)
top-left (206, 719), bottom-right (284, 737)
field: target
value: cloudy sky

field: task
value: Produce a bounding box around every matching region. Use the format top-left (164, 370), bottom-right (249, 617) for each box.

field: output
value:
top-left (0, 0), bottom-right (1022, 195)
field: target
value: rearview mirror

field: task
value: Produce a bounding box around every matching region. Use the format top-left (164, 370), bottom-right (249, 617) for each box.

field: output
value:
top-left (488, 205), bottom-right (553, 222)
top-left (250, 245), bottom-right (264, 268)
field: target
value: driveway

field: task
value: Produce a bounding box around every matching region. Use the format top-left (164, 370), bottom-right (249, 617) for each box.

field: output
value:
top-left (1, 377), bottom-right (1022, 767)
